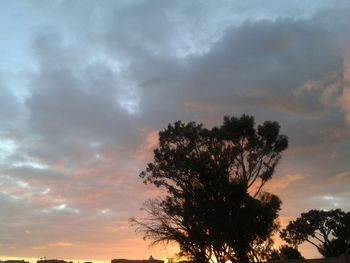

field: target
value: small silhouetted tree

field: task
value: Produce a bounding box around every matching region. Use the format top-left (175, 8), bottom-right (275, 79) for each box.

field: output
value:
top-left (270, 245), bottom-right (304, 260)
top-left (280, 209), bottom-right (350, 257)
top-left (131, 115), bottom-right (288, 263)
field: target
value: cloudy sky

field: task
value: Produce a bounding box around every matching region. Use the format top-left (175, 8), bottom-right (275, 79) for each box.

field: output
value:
top-left (1, 0), bottom-right (350, 261)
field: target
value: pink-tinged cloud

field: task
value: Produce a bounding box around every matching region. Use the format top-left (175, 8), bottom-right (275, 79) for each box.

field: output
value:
top-left (339, 87), bottom-right (350, 123)
top-left (133, 129), bottom-right (159, 161)
top-left (48, 242), bottom-right (74, 248)
top-left (266, 174), bottom-right (309, 192)
top-left (334, 170), bottom-right (350, 181)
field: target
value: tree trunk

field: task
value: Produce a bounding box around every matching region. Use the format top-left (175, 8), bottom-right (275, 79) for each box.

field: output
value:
top-left (236, 249), bottom-right (250, 263)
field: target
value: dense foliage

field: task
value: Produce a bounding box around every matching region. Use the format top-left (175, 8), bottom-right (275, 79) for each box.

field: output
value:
top-left (281, 209), bottom-right (350, 257)
top-left (132, 115), bottom-right (288, 263)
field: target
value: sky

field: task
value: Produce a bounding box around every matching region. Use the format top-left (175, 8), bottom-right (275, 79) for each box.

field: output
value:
top-left (1, 0), bottom-right (350, 262)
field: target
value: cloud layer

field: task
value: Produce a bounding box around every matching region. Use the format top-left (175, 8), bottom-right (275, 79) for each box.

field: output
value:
top-left (1, 0), bottom-right (350, 260)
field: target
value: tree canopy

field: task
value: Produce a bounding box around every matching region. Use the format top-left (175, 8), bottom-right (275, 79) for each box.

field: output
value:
top-left (131, 115), bottom-right (288, 263)
top-left (280, 209), bottom-right (350, 257)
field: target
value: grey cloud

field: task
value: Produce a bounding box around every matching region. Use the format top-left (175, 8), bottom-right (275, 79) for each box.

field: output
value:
top-left (25, 30), bottom-right (143, 167)
top-left (0, 73), bottom-right (25, 134)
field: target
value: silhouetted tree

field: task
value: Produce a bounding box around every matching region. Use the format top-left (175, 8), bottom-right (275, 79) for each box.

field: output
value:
top-left (280, 209), bottom-right (350, 257)
top-left (247, 238), bottom-right (275, 262)
top-left (131, 115), bottom-right (288, 263)
top-left (270, 245), bottom-right (304, 260)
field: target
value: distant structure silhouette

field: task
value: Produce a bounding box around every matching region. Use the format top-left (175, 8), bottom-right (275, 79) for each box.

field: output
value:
top-left (111, 257), bottom-right (163, 263)
top-left (0, 260), bottom-right (29, 263)
top-left (37, 259), bottom-right (69, 263)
